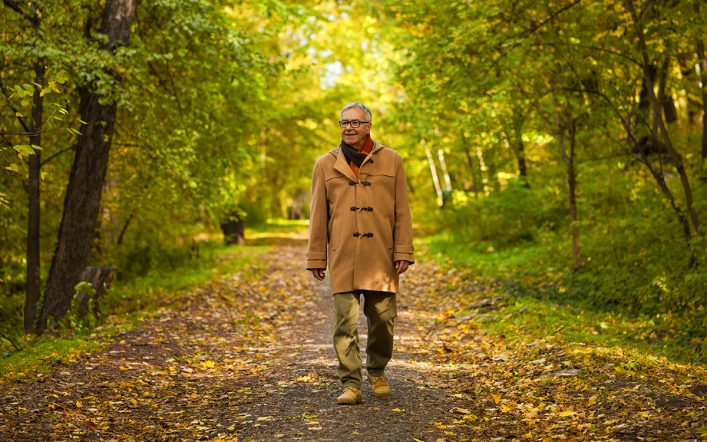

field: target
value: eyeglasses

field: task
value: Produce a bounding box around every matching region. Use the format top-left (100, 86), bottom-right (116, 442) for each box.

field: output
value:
top-left (339, 120), bottom-right (370, 128)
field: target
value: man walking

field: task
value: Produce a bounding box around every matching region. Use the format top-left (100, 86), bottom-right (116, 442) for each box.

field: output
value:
top-left (306, 102), bottom-right (414, 405)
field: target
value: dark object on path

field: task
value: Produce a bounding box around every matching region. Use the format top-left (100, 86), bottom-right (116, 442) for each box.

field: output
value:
top-left (221, 210), bottom-right (245, 245)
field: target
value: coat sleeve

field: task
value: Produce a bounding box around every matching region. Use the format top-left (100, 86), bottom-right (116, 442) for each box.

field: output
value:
top-left (393, 153), bottom-right (415, 263)
top-left (306, 159), bottom-right (329, 270)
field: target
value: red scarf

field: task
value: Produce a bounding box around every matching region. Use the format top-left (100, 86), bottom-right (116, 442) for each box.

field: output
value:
top-left (348, 135), bottom-right (373, 176)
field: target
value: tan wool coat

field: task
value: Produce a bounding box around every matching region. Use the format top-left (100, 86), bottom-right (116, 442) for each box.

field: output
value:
top-left (306, 141), bottom-right (415, 294)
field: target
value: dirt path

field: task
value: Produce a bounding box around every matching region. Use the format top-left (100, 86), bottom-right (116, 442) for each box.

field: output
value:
top-left (1, 244), bottom-right (705, 441)
top-left (1, 245), bottom-right (464, 441)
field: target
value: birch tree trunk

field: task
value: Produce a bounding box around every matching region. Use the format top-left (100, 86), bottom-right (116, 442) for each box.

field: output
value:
top-left (424, 140), bottom-right (443, 208)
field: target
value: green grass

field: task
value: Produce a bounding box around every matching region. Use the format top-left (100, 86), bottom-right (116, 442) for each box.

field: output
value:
top-left (420, 232), bottom-right (704, 365)
top-left (0, 227), bottom-right (280, 385)
top-left (105, 240), bottom-right (269, 318)
top-left (251, 218), bottom-right (309, 233)
top-left (1, 336), bottom-right (101, 382)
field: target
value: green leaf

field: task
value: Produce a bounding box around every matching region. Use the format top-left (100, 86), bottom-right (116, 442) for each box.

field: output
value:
top-left (74, 281), bottom-right (96, 296)
top-left (13, 145), bottom-right (35, 156)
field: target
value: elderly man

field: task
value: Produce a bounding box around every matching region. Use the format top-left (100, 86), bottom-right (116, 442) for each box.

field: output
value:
top-left (306, 102), bottom-right (414, 405)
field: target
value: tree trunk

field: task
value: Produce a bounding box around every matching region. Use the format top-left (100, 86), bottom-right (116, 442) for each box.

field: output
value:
top-left (424, 140), bottom-right (444, 207)
top-left (460, 131), bottom-right (480, 196)
top-left (626, 0), bottom-right (702, 235)
top-left (116, 209), bottom-right (135, 246)
top-left (696, 2), bottom-right (707, 160)
top-left (511, 111), bottom-right (529, 185)
top-left (552, 91), bottom-right (582, 270)
top-left (76, 266), bottom-right (116, 320)
top-left (657, 57), bottom-right (678, 123)
top-left (567, 120), bottom-right (581, 270)
top-left (475, 146), bottom-right (491, 196)
top-left (515, 138), bottom-right (528, 181)
top-left (437, 149), bottom-right (452, 206)
top-left (503, 129), bottom-right (529, 186)
top-left (24, 62), bottom-right (44, 332)
top-left (484, 147), bottom-right (500, 193)
top-left (37, 0), bottom-right (138, 332)
top-left (640, 155), bottom-right (692, 242)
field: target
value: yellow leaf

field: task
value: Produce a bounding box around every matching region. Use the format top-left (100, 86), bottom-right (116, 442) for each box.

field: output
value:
top-left (201, 360), bottom-right (216, 369)
top-left (392, 408), bottom-right (403, 412)
top-left (75, 401), bottom-right (82, 408)
top-left (493, 394), bottom-right (501, 404)
top-left (297, 373), bottom-right (318, 383)
top-left (500, 404), bottom-right (513, 413)
top-left (587, 395), bottom-right (598, 406)
top-left (450, 407), bottom-right (472, 415)
top-left (558, 410), bottom-right (576, 417)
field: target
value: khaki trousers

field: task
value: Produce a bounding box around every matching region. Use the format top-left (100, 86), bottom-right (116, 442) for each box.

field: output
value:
top-left (333, 291), bottom-right (397, 389)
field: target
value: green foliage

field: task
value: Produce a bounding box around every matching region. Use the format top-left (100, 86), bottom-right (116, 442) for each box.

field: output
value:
top-left (440, 179), bottom-right (560, 247)
top-left (377, 0), bottom-right (706, 360)
top-left (426, 161), bottom-right (706, 356)
top-left (115, 235), bottom-right (203, 280)
top-left (1, 0), bottom-right (705, 371)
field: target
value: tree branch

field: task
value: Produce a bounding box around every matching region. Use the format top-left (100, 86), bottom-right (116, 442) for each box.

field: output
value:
top-left (40, 146), bottom-right (74, 167)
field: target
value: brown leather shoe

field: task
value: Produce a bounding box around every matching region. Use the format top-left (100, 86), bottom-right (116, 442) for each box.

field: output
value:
top-left (336, 387), bottom-right (362, 405)
top-left (367, 374), bottom-right (391, 397)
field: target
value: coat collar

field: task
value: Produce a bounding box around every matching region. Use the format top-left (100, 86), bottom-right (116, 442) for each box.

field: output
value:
top-left (330, 141), bottom-right (384, 182)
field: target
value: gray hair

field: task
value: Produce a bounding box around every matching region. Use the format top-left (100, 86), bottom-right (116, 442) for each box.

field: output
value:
top-left (340, 102), bottom-right (372, 122)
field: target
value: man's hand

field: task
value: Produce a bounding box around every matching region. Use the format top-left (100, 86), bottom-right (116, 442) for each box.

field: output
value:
top-left (395, 260), bottom-right (410, 275)
top-left (311, 269), bottom-right (326, 281)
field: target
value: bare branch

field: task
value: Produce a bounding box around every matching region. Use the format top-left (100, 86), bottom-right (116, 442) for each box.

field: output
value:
top-left (40, 146), bottom-right (73, 167)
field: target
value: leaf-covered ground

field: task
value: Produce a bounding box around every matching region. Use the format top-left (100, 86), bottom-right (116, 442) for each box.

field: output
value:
top-left (1, 243), bottom-right (705, 441)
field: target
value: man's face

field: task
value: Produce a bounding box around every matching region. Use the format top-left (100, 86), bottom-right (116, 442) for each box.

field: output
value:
top-left (340, 107), bottom-right (371, 149)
